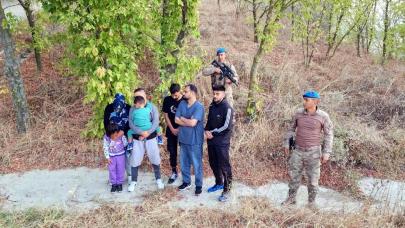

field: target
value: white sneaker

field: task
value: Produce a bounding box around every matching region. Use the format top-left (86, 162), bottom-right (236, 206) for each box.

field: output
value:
top-left (156, 179), bottom-right (164, 190)
top-left (128, 176), bottom-right (132, 185)
top-left (128, 181), bottom-right (137, 192)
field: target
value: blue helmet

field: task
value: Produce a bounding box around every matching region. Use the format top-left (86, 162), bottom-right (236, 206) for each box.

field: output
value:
top-left (303, 90), bottom-right (320, 99)
top-left (216, 47), bottom-right (226, 55)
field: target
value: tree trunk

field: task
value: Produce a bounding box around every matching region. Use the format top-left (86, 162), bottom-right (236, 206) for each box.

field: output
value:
top-left (290, 3), bottom-right (295, 42)
top-left (326, 11), bottom-right (344, 58)
top-left (253, 0), bottom-right (258, 43)
top-left (160, 0), bottom-right (189, 78)
top-left (18, 0), bottom-right (42, 72)
top-left (26, 7), bottom-right (42, 72)
top-left (356, 28), bottom-right (361, 57)
top-left (235, 0), bottom-right (241, 19)
top-left (382, 0), bottom-right (390, 65)
top-left (246, 41), bottom-right (264, 116)
top-left (0, 1), bottom-right (30, 133)
top-left (366, 0), bottom-right (377, 54)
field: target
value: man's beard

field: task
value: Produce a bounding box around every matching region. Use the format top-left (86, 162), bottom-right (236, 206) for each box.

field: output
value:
top-left (214, 97), bottom-right (223, 104)
top-left (183, 96), bottom-right (189, 101)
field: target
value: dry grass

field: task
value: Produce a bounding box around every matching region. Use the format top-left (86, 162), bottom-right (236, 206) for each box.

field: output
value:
top-left (0, 48), bottom-right (101, 173)
top-left (1, 195), bottom-right (404, 227)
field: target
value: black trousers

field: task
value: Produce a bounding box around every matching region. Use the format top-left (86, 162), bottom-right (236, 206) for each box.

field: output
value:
top-left (167, 134), bottom-right (178, 173)
top-left (208, 144), bottom-right (233, 192)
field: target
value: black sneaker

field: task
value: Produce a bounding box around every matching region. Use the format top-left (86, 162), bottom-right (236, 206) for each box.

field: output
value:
top-left (178, 182), bottom-right (191, 191)
top-left (117, 184), bottom-right (123, 193)
top-left (195, 186), bottom-right (202, 195)
top-left (111, 185), bottom-right (117, 193)
top-left (168, 172), bottom-right (178, 184)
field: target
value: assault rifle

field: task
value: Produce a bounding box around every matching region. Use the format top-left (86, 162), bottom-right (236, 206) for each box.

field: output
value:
top-left (211, 60), bottom-right (238, 86)
top-left (289, 136), bottom-right (295, 151)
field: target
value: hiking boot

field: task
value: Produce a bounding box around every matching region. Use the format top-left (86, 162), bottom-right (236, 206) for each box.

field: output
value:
top-left (157, 135), bottom-right (163, 145)
top-left (156, 179), bottom-right (165, 190)
top-left (218, 192), bottom-right (229, 202)
top-left (111, 185), bottom-right (117, 193)
top-left (178, 182), bottom-right (191, 191)
top-left (207, 184), bottom-right (224, 193)
top-left (282, 189), bottom-right (297, 205)
top-left (281, 197), bottom-right (296, 205)
top-left (168, 172), bottom-right (178, 184)
top-left (308, 190), bottom-right (317, 205)
top-left (195, 186), bottom-right (202, 195)
top-left (128, 181), bottom-right (137, 192)
top-left (117, 184), bottom-right (123, 193)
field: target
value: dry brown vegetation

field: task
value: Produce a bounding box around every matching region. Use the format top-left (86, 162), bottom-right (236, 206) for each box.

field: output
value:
top-left (1, 191), bottom-right (404, 227)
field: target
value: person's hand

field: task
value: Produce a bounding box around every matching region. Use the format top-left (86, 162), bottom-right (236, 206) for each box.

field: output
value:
top-left (284, 147), bottom-right (289, 156)
top-left (214, 67), bottom-right (221, 74)
top-left (205, 131), bottom-right (213, 139)
top-left (321, 153), bottom-right (330, 164)
top-left (171, 128), bottom-right (179, 136)
top-left (107, 158), bottom-right (112, 165)
top-left (118, 130), bottom-right (124, 137)
top-left (141, 131), bottom-right (149, 137)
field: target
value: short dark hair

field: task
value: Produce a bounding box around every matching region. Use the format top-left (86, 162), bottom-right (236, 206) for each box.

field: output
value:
top-left (212, 85), bottom-right (225, 92)
top-left (134, 88), bottom-right (145, 93)
top-left (186, 84), bottom-right (198, 94)
top-left (134, 96), bottom-right (145, 104)
top-left (106, 122), bottom-right (120, 137)
top-left (169, 83), bottom-right (181, 94)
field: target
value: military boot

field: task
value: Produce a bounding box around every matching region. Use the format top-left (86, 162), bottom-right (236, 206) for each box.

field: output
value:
top-left (282, 189), bottom-right (297, 205)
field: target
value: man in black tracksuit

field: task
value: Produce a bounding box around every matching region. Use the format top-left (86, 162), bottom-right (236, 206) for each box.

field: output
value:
top-left (204, 85), bottom-right (234, 202)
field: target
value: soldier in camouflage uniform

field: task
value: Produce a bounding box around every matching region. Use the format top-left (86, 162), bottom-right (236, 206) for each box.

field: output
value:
top-left (282, 90), bottom-right (333, 208)
top-left (202, 48), bottom-right (238, 108)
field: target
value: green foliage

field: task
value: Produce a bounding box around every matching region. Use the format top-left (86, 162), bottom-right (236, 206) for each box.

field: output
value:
top-left (31, 11), bottom-right (52, 52)
top-left (42, 0), bottom-right (152, 137)
top-left (153, 0), bottom-right (202, 104)
top-left (41, 0), bottom-right (202, 137)
top-left (2, 12), bottom-right (19, 32)
top-left (246, 0), bottom-right (294, 119)
top-left (246, 82), bottom-right (264, 121)
top-left (387, 0), bottom-right (405, 59)
top-left (291, 0), bottom-right (326, 66)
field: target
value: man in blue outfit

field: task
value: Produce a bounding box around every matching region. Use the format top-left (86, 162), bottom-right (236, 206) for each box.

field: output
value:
top-left (175, 84), bottom-right (205, 195)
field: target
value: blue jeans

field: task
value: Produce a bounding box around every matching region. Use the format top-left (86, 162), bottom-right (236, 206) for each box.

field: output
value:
top-left (180, 143), bottom-right (203, 187)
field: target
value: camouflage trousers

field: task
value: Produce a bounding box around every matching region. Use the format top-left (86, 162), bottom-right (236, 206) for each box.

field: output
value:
top-left (288, 146), bottom-right (321, 202)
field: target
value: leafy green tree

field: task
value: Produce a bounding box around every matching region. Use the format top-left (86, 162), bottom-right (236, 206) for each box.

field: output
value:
top-left (246, 0), bottom-right (298, 118)
top-left (42, 0), bottom-right (152, 137)
top-left (382, 0), bottom-right (404, 63)
top-left (154, 0), bottom-right (202, 99)
top-left (325, 0), bottom-right (374, 59)
top-left (292, 0), bottom-right (327, 66)
top-left (18, 0), bottom-right (43, 72)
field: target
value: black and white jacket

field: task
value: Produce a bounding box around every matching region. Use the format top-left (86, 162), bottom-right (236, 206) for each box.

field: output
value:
top-left (205, 98), bottom-right (234, 145)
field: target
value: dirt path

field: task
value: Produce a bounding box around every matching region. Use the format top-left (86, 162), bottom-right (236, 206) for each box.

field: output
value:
top-left (2, 167), bottom-right (399, 213)
top-left (2, 168), bottom-right (403, 213)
